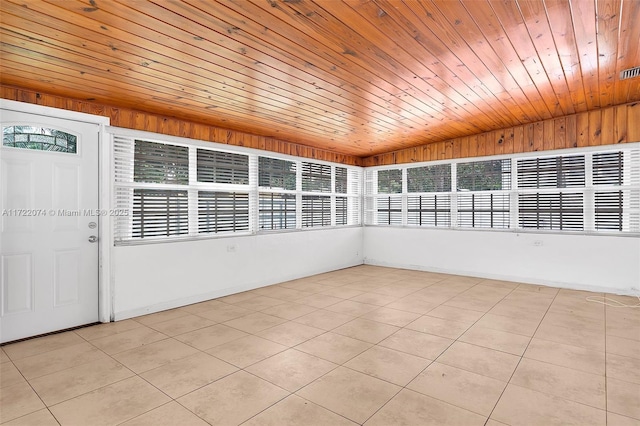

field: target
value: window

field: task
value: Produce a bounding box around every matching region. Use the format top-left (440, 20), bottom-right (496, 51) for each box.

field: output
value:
top-left (259, 157), bottom-right (296, 190)
top-left (408, 164), bottom-right (451, 193)
top-left (302, 162), bottom-right (331, 192)
top-left (3, 126), bottom-right (77, 153)
top-left (364, 145), bottom-right (639, 234)
top-left (197, 149), bottom-right (248, 184)
top-left (258, 193), bottom-right (296, 230)
top-left (302, 195), bottom-right (331, 227)
top-left (457, 159), bottom-right (511, 191)
top-left (198, 192), bottom-right (249, 234)
top-left (134, 140), bottom-right (188, 184)
top-left (132, 189), bottom-right (188, 238)
top-left (336, 167), bottom-right (348, 194)
top-left (378, 169), bottom-right (402, 193)
top-left (336, 196), bottom-right (348, 225)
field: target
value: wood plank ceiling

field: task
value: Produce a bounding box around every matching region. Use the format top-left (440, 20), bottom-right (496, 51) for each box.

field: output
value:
top-left (1, 0), bottom-right (639, 157)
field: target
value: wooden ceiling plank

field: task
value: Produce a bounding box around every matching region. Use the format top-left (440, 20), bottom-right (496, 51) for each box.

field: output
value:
top-left (489, 0), bottom-right (566, 116)
top-left (517, 0), bottom-right (577, 115)
top-left (595, 0), bottom-right (622, 108)
top-left (542, 0), bottom-right (589, 112)
top-left (613, 0), bottom-right (640, 105)
top-left (569, 0), bottom-right (600, 110)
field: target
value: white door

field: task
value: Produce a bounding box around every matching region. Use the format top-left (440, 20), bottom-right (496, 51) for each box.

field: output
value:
top-left (0, 110), bottom-right (99, 343)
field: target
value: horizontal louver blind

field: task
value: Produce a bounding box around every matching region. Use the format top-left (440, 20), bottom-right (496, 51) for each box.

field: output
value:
top-left (258, 193), bottom-right (296, 230)
top-left (517, 155), bottom-right (585, 188)
top-left (259, 157), bottom-right (296, 190)
top-left (595, 191), bottom-right (623, 231)
top-left (197, 149), bottom-right (249, 184)
top-left (593, 152), bottom-right (623, 185)
top-left (408, 164), bottom-right (451, 192)
top-left (336, 167), bottom-right (348, 194)
top-left (133, 189), bottom-right (188, 238)
top-left (458, 193), bottom-right (510, 228)
top-left (302, 195), bottom-right (331, 227)
top-left (518, 192), bottom-right (583, 230)
top-left (302, 162), bottom-right (331, 192)
top-left (134, 140), bottom-right (189, 184)
top-left (336, 196), bottom-right (347, 225)
top-left (457, 159), bottom-right (511, 191)
top-left (198, 192), bottom-right (249, 234)
top-left (377, 195), bottom-right (402, 225)
top-left (407, 194), bottom-right (451, 227)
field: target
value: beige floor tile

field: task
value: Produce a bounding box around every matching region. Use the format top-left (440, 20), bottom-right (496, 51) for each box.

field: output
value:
top-left (437, 341), bottom-right (520, 382)
top-left (608, 353), bottom-right (640, 384)
top-left (134, 309), bottom-right (190, 326)
top-left (194, 304), bottom-right (253, 323)
top-left (491, 384), bottom-right (606, 426)
top-left (407, 362), bottom-right (507, 416)
top-left (257, 288), bottom-right (312, 302)
top-left (3, 331), bottom-right (84, 360)
top-left (478, 279), bottom-right (520, 290)
top-left (607, 335), bottom-right (640, 360)
top-left (424, 305), bottom-right (485, 325)
top-left (29, 358), bottom-right (134, 406)
top-left (295, 332), bottom-right (372, 364)
top-left (385, 297), bottom-right (439, 314)
top-left (295, 294), bottom-right (344, 308)
top-left (370, 285), bottom-right (418, 298)
top-left (2, 409), bottom-right (59, 426)
top-left (534, 322), bottom-right (605, 351)
top-left (206, 335), bottom-right (287, 368)
top-left (13, 342), bottom-right (108, 380)
top-left (607, 377), bottom-right (640, 420)
top-left (234, 296), bottom-right (288, 311)
top-left (349, 292), bottom-right (397, 306)
top-left (223, 312), bottom-right (288, 333)
top-left (297, 366), bottom-right (400, 424)
top-left (485, 420), bottom-right (510, 426)
top-left (324, 300), bottom-right (379, 316)
top-left (443, 295), bottom-right (498, 312)
top-left (345, 346), bottom-right (431, 386)
top-left (608, 412), bottom-right (640, 426)
top-left (174, 324), bottom-right (248, 350)
top-left (90, 326), bottom-right (168, 355)
top-left (548, 298), bottom-right (605, 320)
top-left (474, 313), bottom-right (540, 337)
top-left (460, 325), bottom-right (531, 356)
top-left (516, 283), bottom-right (559, 295)
top-left (216, 291), bottom-right (260, 304)
top-left (332, 318), bottom-right (399, 344)
top-left (0, 362), bottom-right (26, 389)
top-left (147, 314), bottom-right (215, 337)
top-left (488, 301), bottom-right (548, 322)
top-left (242, 394), bottom-right (357, 426)
top-left (141, 352), bottom-right (237, 399)
top-left (524, 338), bottom-right (606, 375)
top-left (379, 328), bottom-right (453, 359)
top-left (293, 309), bottom-right (354, 331)
top-left (542, 310), bottom-right (605, 332)
top-left (405, 315), bottom-right (470, 339)
top-left (0, 348), bottom-right (10, 364)
top-left (260, 302), bottom-right (318, 320)
top-left (320, 287), bottom-right (365, 299)
top-left (75, 319), bottom-right (143, 341)
top-left (178, 371), bottom-right (288, 426)
top-left (0, 381), bottom-right (46, 423)
top-left (246, 349), bottom-right (337, 392)
top-left (49, 376), bottom-right (170, 426)
top-left (256, 322), bottom-right (325, 347)
top-left (359, 307), bottom-right (421, 327)
top-left (364, 388), bottom-right (486, 426)
top-left (177, 299), bottom-right (225, 314)
top-left (112, 338), bottom-right (200, 374)
top-left (120, 401), bottom-right (210, 426)
top-left (511, 358), bottom-right (606, 409)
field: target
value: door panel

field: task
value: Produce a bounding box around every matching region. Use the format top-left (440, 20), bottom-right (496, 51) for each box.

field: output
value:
top-left (0, 110), bottom-right (99, 343)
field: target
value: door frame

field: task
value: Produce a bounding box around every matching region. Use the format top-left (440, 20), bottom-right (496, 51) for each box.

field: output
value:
top-left (1, 99), bottom-right (112, 324)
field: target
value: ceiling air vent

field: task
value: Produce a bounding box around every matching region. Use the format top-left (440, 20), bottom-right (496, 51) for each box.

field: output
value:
top-left (620, 66), bottom-right (640, 80)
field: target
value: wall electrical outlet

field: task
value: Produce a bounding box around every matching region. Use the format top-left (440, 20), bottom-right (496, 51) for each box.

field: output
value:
top-left (533, 240), bottom-right (543, 247)
top-left (227, 244), bottom-right (237, 252)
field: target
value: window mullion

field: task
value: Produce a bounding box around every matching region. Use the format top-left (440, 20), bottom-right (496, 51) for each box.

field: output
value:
top-left (451, 163), bottom-right (458, 228)
top-left (584, 154), bottom-right (595, 232)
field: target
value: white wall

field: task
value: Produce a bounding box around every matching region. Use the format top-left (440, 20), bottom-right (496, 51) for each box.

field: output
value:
top-left (364, 226), bottom-right (640, 295)
top-left (112, 227), bottom-right (363, 319)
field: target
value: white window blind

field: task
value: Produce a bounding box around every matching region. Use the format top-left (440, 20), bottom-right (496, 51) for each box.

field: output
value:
top-left (198, 191), bottom-right (249, 234)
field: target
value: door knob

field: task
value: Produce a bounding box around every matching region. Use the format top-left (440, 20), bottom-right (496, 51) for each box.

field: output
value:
top-left (88, 235), bottom-right (98, 243)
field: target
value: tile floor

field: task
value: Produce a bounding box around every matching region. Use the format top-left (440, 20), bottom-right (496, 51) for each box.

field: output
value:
top-left (1, 265), bottom-right (639, 425)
